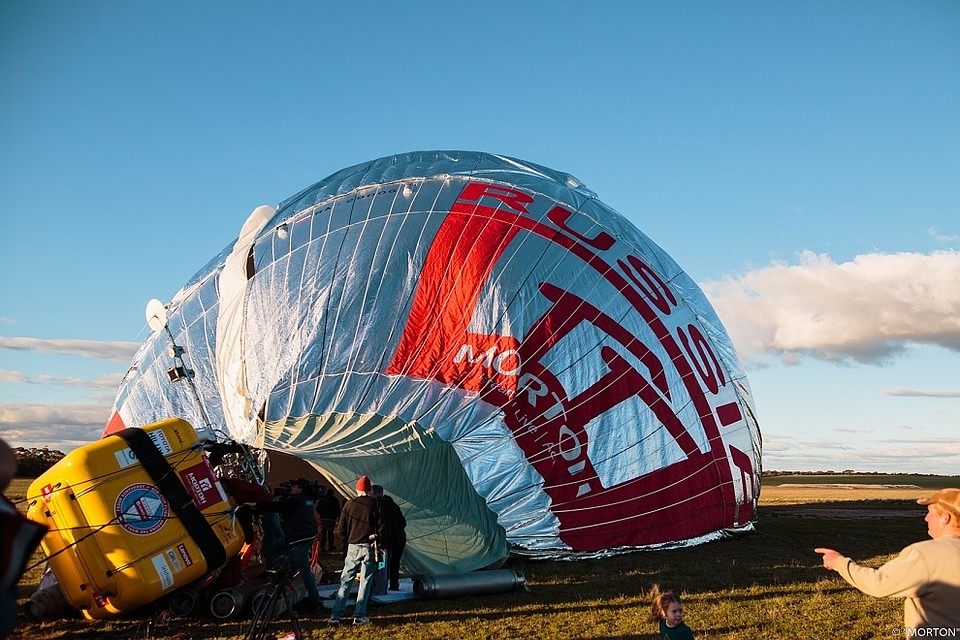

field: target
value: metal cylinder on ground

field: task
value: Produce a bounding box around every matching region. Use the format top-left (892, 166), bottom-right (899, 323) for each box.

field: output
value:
top-left (250, 576), bottom-right (306, 617)
top-left (168, 587), bottom-right (207, 617)
top-left (209, 576), bottom-right (271, 619)
top-left (25, 584), bottom-right (72, 619)
top-left (413, 569), bottom-right (526, 600)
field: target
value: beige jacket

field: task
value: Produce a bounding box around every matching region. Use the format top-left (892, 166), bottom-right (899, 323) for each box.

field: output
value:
top-left (835, 535), bottom-right (960, 634)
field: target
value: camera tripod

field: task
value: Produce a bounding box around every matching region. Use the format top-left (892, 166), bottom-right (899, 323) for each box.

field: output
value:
top-left (243, 559), bottom-right (304, 640)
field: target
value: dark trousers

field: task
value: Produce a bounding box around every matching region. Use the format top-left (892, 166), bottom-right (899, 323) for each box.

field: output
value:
top-left (319, 518), bottom-right (336, 551)
top-left (261, 512), bottom-right (286, 570)
top-left (388, 539), bottom-right (406, 590)
top-left (288, 540), bottom-right (322, 603)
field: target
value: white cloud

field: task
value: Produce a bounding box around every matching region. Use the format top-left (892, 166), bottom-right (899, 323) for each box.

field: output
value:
top-left (702, 250), bottom-right (960, 366)
top-left (927, 227), bottom-right (959, 244)
top-left (0, 369), bottom-right (125, 391)
top-left (0, 317), bottom-right (15, 325)
top-left (0, 402), bottom-right (110, 425)
top-left (0, 337), bottom-right (139, 363)
top-left (0, 402), bottom-right (111, 452)
top-left (883, 388), bottom-right (960, 398)
top-left (0, 370), bottom-right (27, 384)
top-left (876, 436), bottom-right (960, 445)
top-left (41, 372), bottom-right (126, 390)
top-left (758, 440), bottom-right (791, 452)
top-left (762, 432), bottom-right (960, 474)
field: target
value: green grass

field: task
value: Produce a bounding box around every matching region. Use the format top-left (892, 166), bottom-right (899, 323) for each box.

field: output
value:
top-left (6, 477), bottom-right (947, 639)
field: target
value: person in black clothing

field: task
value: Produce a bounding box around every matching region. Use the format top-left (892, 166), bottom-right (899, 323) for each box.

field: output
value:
top-left (328, 475), bottom-right (383, 626)
top-left (2, 437), bottom-right (46, 640)
top-left (371, 485), bottom-right (407, 591)
top-left (256, 478), bottom-right (323, 610)
top-left (220, 476), bottom-right (286, 567)
top-left (216, 476), bottom-right (279, 588)
top-left (315, 486), bottom-right (341, 552)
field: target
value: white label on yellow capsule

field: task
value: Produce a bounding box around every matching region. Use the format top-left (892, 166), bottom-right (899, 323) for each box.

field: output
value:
top-left (115, 430), bottom-right (174, 468)
top-left (165, 548), bottom-right (183, 573)
top-left (152, 554), bottom-right (175, 590)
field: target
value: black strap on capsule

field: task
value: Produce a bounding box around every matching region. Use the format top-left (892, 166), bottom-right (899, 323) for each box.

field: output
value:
top-left (114, 428), bottom-right (226, 571)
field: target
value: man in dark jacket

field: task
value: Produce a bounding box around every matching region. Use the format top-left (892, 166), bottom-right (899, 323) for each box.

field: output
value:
top-left (380, 491), bottom-right (407, 591)
top-left (315, 486), bottom-right (341, 552)
top-left (257, 478), bottom-right (322, 610)
top-left (328, 475), bottom-right (383, 626)
top-left (371, 484), bottom-right (407, 592)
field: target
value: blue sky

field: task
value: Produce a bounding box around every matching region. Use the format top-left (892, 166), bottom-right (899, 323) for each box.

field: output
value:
top-left (1, 1), bottom-right (958, 474)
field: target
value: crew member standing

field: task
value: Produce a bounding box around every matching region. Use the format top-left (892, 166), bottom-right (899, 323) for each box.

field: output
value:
top-left (257, 478), bottom-right (323, 611)
top-left (328, 475), bottom-right (383, 626)
top-left (374, 485), bottom-right (407, 591)
top-left (316, 486), bottom-right (341, 552)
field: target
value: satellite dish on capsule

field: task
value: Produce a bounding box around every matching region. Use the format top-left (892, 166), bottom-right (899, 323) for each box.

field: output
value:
top-left (145, 298), bottom-right (168, 332)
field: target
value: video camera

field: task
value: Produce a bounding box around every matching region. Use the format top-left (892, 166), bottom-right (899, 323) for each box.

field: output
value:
top-left (275, 477), bottom-right (322, 499)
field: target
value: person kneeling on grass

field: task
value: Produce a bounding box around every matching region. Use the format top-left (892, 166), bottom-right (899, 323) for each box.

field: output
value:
top-left (648, 591), bottom-right (694, 640)
top-left (815, 488), bottom-right (960, 637)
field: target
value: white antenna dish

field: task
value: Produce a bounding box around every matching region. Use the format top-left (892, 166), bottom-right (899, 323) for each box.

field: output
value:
top-left (145, 298), bottom-right (168, 332)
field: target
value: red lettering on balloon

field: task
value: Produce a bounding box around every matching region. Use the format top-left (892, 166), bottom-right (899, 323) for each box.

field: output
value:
top-left (728, 445), bottom-right (755, 522)
top-left (677, 324), bottom-right (725, 394)
top-left (387, 182), bottom-right (743, 549)
top-left (547, 205), bottom-right (615, 251)
top-left (458, 182), bottom-right (534, 214)
top-left (716, 402), bottom-right (743, 427)
top-left (385, 204), bottom-right (521, 388)
top-left (618, 254), bottom-right (678, 315)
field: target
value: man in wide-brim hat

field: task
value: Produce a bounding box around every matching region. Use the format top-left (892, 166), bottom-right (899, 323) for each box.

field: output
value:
top-left (815, 488), bottom-right (960, 636)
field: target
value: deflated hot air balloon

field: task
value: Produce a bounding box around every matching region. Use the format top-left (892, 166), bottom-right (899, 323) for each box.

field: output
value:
top-left (106, 151), bottom-right (762, 575)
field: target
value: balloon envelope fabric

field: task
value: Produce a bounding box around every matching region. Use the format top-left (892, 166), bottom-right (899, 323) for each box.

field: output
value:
top-left (107, 151), bottom-right (762, 574)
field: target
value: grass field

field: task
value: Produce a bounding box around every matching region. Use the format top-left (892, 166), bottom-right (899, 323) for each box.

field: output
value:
top-left (6, 475), bottom-right (959, 639)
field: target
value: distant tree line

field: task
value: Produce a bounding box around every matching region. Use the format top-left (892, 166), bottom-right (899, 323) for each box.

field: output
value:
top-left (13, 447), bottom-right (65, 478)
top-left (762, 469), bottom-right (949, 477)
top-left (763, 469), bottom-right (856, 476)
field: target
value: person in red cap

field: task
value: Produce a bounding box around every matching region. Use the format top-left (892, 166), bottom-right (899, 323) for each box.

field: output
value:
top-left (328, 475), bottom-right (384, 626)
top-left (815, 488), bottom-right (960, 636)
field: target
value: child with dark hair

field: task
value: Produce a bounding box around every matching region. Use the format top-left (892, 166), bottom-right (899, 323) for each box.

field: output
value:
top-left (647, 591), bottom-right (694, 640)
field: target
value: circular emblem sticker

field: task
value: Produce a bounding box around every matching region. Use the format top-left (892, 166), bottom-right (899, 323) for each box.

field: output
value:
top-left (115, 483), bottom-right (169, 535)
